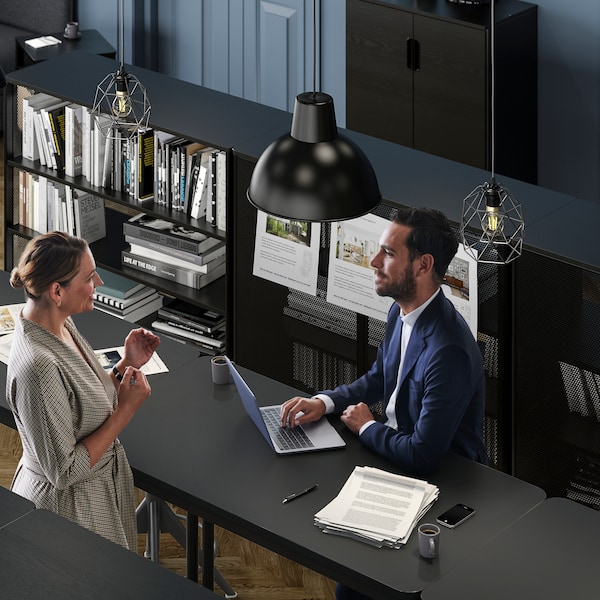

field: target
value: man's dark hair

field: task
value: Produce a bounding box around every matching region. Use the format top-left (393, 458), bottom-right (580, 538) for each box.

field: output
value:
top-left (392, 206), bottom-right (458, 283)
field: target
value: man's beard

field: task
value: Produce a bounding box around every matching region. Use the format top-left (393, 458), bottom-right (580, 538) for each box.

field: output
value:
top-left (375, 264), bottom-right (417, 304)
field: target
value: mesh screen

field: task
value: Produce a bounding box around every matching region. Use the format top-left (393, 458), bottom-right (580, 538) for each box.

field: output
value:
top-left (515, 250), bottom-right (600, 507)
top-left (292, 341), bottom-right (357, 392)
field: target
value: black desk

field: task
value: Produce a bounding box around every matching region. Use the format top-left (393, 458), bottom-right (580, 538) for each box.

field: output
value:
top-left (0, 484), bottom-right (35, 527)
top-left (119, 357), bottom-right (546, 599)
top-left (0, 508), bottom-right (218, 599)
top-left (0, 273), bottom-right (546, 598)
top-left (421, 497), bottom-right (599, 599)
top-left (15, 29), bottom-right (116, 68)
top-left (0, 280), bottom-right (202, 429)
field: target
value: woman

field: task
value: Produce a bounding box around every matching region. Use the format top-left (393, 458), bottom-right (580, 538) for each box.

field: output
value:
top-left (7, 231), bottom-right (160, 550)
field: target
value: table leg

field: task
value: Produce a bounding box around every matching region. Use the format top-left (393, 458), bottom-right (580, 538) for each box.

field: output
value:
top-left (202, 521), bottom-right (215, 590)
top-left (186, 513), bottom-right (198, 583)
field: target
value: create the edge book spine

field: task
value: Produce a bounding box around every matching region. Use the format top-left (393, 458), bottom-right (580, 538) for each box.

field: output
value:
top-left (122, 250), bottom-right (226, 290)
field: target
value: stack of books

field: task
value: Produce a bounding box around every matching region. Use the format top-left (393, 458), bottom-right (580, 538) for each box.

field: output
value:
top-left (121, 213), bottom-right (226, 291)
top-left (152, 298), bottom-right (226, 355)
top-left (94, 268), bottom-right (163, 324)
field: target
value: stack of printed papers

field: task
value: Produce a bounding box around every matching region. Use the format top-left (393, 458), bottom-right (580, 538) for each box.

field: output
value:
top-left (314, 466), bottom-right (439, 548)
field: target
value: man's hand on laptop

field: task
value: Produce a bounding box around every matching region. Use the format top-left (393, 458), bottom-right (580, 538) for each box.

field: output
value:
top-left (281, 397), bottom-right (326, 428)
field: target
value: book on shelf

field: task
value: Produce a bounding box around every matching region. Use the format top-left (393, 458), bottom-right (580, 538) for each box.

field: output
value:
top-left (22, 92), bottom-right (59, 162)
top-left (15, 173), bottom-right (105, 241)
top-left (159, 317), bottom-right (226, 341)
top-left (176, 140), bottom-right (206, 212)
top-left (72, 191), bottom-right (106, 244)
top-left (137, 128), bottom-right (154, 201)
top-left (188, 148), bottom-right (212, 219)
top-left (121, 248), bottom-right (226, 290)
top-left (64, 103), bottom-right (83, 177)
top-left (126, 242), bottom-right (225, 274)
top-left (45, 100), bottom-right (69, 172)
top-left (92, 113), bottom-right (112, 187)
top-left (95, 293), bottom-right (163, 324)
top-left (151, 319), bottom-right (225, 352)
top-left (94, 284), bottom-right (158, 311)
top-left (39, 99), bottom-right (69, 170)
top-left (123, 212), bottom-right (224, 255)
top-left (95, 267), bottom-right (148, 299)
top-left (215, 149), bottom-right (227, 231)
top-left (205, 150), bottom-right (217, 225)
top-left (158, 298), bottom-right (225, 334)
top-left (123, 234), bottom-right (225, 267)
top-left (81, 106), bottom-right (92, 182)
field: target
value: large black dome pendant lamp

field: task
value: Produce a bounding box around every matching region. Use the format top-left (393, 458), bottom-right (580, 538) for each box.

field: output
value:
top-left (247, 0), bottom-right (381, 222)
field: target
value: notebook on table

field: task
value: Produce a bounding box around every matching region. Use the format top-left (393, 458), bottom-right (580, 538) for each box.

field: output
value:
top-left (226, 358), bottom-right (346, 455)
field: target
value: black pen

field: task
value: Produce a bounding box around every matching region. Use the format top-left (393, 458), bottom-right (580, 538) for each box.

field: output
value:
top-left (282, 484), bottom-right (318, 504)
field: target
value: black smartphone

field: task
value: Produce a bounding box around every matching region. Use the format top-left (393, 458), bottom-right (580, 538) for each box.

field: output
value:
top-left (436, 503), bottom-right (475, 529)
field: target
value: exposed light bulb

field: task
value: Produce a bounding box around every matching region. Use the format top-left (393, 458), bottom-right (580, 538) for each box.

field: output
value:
top-left (482, 185), bottom-right (503, 238)
top-left (482, 205), bottom-right (503, 235)
top-left (112, 91), bottom-right (132, 117)
top-left (111, 70), bottom-right (132, 117)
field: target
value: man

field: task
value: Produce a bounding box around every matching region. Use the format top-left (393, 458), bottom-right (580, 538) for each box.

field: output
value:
top-left (281, 207), bottom-right (487, 598)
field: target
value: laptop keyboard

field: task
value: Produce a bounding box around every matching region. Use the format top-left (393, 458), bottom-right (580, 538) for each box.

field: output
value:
top-left (261, 406), bottom-right (314, 451)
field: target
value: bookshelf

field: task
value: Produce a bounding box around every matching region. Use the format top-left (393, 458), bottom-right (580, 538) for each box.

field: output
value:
top-left (3, 52), bottom-right (291, 355)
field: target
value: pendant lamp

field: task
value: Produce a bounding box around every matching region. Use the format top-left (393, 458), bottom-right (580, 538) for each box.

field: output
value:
top-left (247, 0), bottom-right (381, 222)
top-left (91, 0), bottom-right (151, 139)
top-left (459, 0), bottom-right (524, 264)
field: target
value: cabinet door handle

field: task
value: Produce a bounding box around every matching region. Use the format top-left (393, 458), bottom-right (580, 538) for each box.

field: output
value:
top-left (406, 38), bottom-right (420, 72)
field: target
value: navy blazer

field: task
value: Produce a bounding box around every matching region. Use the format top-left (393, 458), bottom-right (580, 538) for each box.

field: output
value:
top-left (322, 290), bottom-right (487, 475)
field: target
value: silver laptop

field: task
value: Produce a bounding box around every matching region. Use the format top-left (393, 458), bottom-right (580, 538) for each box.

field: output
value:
top-left (226, 358), bottom-right (346, 455)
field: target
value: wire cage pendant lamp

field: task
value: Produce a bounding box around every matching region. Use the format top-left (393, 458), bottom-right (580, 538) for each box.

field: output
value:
top-left (91, 0), bottom-right (151, 139)
top-left (247, 0), bottom-right (381, 222)
top-left (459, 0), bottom-right (524, 264)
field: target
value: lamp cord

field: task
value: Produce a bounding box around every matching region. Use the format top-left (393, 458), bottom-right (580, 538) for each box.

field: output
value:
top-left (490, 0), bottom-right (496, 182)
top-left (119, 0), bottom-right (125, 70)
top-left (312, 0), bottom-right (317, 95)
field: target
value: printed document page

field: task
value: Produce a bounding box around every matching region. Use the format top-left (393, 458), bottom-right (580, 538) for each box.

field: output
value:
top-left (314, 466), bottom-right (439, 548)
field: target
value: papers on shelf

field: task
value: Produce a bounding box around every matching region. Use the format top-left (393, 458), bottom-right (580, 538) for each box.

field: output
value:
top-left (95, 346), bottom-right (169, 376)
top-left (314, 466), bottom-right (439, 549)
top-left (0, 304), bottom-right (25, 335)
top-left (25, 36), bottom-right (62, 49)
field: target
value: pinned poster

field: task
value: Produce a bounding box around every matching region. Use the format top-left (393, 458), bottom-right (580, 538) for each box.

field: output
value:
top-left (326, 214), bottom-right (393, 321)
top-left (252, 211), bottom-right (320, 296)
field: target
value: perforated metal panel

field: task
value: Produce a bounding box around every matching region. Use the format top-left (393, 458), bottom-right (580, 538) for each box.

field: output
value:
top-left (515, 250), bottom-right (600, 506)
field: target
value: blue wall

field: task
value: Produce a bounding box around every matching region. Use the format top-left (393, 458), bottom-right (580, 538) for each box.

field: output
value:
top-left (78, 0), bottom-right (600, 204)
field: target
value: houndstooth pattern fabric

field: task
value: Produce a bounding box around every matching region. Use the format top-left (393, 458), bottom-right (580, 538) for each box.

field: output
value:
top-left (6, 315), bottom-right (137, 550)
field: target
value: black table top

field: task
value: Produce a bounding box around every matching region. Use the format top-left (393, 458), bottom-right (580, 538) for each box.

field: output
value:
top-left (0, 509), bottom-right (218, 599)
top-left (421, 497), bottom-right (600, 599)
top-left (119, 356), bottom-right (546, 599)
top-left (0, 485), bottom-right (35, 528)
top-left (0, 270), bottom-right (547, 598)
top-left (16, 29), bottom-right (116, 64)
top-left (0, 272), bottom-right (201, 428)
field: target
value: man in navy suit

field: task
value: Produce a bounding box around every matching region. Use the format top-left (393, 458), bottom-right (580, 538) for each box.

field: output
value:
top-left (281, 207), bottom-right (487, 600)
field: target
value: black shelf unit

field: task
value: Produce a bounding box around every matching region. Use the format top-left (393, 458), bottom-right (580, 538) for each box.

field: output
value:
top-left (3, 51), bottom-right (291, 354)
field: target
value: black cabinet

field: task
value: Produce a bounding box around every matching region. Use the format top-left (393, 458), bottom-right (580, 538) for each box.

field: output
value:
top-left (346, 0), bottom-right (538, 183)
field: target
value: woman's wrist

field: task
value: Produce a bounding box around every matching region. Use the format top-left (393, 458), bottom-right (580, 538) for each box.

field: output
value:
top-left (111, 360), bottom-right (129, 382)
